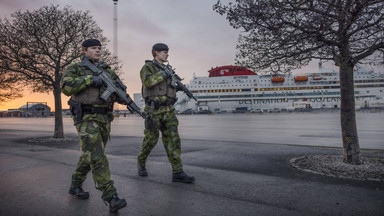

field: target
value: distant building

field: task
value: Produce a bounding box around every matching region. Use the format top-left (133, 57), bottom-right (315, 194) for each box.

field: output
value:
top-left (0, 109), bottom-right (21, 117)
top-left (7, 109), bottom-right (21, 117)
top-left (19, 103), bottom-right (51, 117)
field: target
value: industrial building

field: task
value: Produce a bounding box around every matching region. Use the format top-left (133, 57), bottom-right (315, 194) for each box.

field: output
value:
top-left (19, 102), bottom-right (51, 117)
top-left (0, 102), bottom-right (51, 117)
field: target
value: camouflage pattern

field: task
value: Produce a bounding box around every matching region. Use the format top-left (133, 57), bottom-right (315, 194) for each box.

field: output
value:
top-left (140, 60), bottom-right (166, 89)
top-left (71, 120), bottom-right (116, 201)
top-left (138, 60), bottom-right (183, 173)
top-left (61, 62), bottom-right (93, 96)
top-left (61, 59), bottom-right (118, 124)
top-left (61, 58), bottom-right (120, 202)
top-left (141, 60), bottom-right (177, 99)
top-left (140, 60), bottom-right (176, 115)
top-left (138, 110), bottom-right (183, 173)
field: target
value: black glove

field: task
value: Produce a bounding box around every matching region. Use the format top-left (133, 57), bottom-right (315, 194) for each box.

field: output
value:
top-left (159, 70), bottom-right (170, 79)
top-left (92, 76), bottom-right (104, 87)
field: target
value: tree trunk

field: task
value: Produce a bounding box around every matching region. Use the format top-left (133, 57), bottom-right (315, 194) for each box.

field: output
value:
top-left (339, 61), bottom-right (362, 165)
top-left (53, 85), bottom-right (64, 138)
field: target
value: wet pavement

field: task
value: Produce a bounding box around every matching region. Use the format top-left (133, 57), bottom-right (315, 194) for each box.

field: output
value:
top-left (0, 112), bottom-right (383, 215)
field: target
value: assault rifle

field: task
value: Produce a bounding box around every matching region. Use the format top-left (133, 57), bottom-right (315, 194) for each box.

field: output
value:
top-left (153, 61), bottom-right (197, 101)
top-left (81, 58), bottom-right (146, 119)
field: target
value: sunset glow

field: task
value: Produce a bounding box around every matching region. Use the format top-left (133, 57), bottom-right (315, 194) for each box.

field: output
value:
top-left (0, 91), bottom-right (70, 112)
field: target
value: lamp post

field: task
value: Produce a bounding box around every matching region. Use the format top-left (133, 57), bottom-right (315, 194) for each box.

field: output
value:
top-left (113, 0), bottom-right (118, 57)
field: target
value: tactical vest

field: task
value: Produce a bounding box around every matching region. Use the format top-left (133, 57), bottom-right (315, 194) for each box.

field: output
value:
top-left (142, 61), bottom-right (177, 99)
top-left (70, 62), bottom-right (116, 106)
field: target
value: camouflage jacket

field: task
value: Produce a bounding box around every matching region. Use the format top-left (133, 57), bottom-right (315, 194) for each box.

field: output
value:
top-left (140, 60), bottom-right (176, 115)
top-left (61, 57), bottom-right (120, 123)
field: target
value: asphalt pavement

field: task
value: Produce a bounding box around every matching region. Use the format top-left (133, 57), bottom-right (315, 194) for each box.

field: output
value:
top-left (0, 128), bottom-right (383, 216)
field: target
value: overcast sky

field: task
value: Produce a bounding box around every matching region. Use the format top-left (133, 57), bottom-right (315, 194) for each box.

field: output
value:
top-left (0, 0), bottom-right (244, 109)
top-left (1, 0), bottom-right (240, 90)
top-left (0, 0), bottom-right (381, 110)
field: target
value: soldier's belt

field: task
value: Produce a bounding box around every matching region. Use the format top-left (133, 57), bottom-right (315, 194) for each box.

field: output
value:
top-left (81, 104), bottom-right (112, 114)
top-left (145, 98), bottom-right (175, 109)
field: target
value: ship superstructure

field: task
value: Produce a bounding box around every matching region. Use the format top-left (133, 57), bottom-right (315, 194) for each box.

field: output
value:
top-left (175, 62), bottom-right (384, 112)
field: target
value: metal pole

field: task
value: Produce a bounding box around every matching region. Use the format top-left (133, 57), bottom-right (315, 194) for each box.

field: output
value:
top-left (113, 0), bottom-right (118, 57)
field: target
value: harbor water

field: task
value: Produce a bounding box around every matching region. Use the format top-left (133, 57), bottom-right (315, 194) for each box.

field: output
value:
top-left (0, 110), bottom-right (383, 150)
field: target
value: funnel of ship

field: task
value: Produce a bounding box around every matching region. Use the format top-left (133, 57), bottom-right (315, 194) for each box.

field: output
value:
top-left (208, 65), bottom-right (257, 77)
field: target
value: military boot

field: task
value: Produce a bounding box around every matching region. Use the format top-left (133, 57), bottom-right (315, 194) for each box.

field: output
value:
top-left (137, 164), bottom-right (148, 176)
top-left (68, 185), bottom-right (89, 200)
top-left (108, 194), bottom-right (127, 212)
top-left (172, 171), bottom-right (195, 183)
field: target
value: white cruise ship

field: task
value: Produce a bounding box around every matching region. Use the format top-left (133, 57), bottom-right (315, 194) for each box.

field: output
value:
top-left (175, 62), bottom-right (384, 113)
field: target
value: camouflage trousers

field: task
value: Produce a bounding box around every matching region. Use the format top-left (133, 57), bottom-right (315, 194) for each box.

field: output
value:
top-left (138, 111), bottom-right (183, 173)
top-left (71, 120), bottom-right (117, 201)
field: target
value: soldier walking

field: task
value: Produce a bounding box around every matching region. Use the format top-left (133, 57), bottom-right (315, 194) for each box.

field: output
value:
top-left (137, 43), bottom-right (195, 183)
top-left (61, 39), bottom-right (127, 212)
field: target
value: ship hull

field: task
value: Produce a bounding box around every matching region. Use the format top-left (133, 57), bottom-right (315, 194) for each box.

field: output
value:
top-left (175, 65), bottom-right (384, 113)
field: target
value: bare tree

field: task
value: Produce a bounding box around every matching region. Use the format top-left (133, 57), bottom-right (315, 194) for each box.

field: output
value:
top-left (214, 0), bottom-right (384, 164)
top-left (0, 5), bottom-right (120, 138)
top-left (0, 69), bottom-right (22, 104)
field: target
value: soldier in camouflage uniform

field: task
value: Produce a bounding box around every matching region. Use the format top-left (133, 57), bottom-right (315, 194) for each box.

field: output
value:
top-left (61, 39), bottom-right (127, 212)
top-left (137, 43), bottom-right (195, 183)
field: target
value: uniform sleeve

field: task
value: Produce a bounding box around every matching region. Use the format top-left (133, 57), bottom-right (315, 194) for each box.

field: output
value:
top-left (140, 63), bottom-right (166, 88)
top-left (61, 63), bottom-right (93, 96)
top-left (107, 68), bottom-right (122, 84)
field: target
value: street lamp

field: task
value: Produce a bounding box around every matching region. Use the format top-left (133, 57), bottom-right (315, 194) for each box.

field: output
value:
top-left (113, 0), bottom-right (118, 57)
